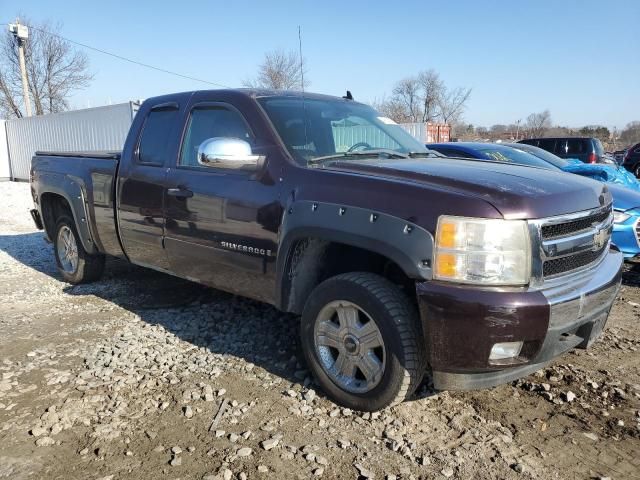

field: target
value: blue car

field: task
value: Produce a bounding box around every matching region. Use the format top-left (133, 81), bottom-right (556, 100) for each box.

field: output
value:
top-left (606, 184), bottom-right (640, 259)
top-left (428, 142), bottom-right (640, 260)
top-left (509, 142), bottom-right (640, 191)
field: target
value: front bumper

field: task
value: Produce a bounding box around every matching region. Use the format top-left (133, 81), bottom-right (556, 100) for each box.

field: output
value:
top-left (416, 249), bottom-right (623, 390)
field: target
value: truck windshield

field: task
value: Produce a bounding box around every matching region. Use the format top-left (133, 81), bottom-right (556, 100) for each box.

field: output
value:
top-left (257, 96), bottom-right (429, 166)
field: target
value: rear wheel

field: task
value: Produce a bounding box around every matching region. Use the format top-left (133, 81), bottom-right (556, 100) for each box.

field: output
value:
top-left (635, 164), bottom-right (640, 179)
top-left (53, 215), bottom-right (105, 284)
top-left (301, 272), bottom-right (425, 411)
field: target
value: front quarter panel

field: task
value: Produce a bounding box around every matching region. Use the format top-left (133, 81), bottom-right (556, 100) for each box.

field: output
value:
top-left (277, 200), bottom-right (434, 281)
top-left (275, 200), bottom-right (436, 312)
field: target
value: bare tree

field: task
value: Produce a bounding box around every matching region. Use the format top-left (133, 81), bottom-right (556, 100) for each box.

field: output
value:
top-left (372, 96), bottom-right (411, 123)
top-left (243, 49), bottom-right (308, 91)
top-left (525, 110), bottom-right (552, 137)
top-left (450, 119), bottom-right (471, 139)
top-left (438, 86), bottom-right (472, 124)
top-left (417, 69), bottom-right (443, 122)
top-left (476, 126), bottom-right (489, 137)
top-left (387, 71), bottom-right (443, 123)
top-left (379, 69), bottom-right (471, 125)
top-left (0, 19), bottom-right (93, 118)
top-left (490, 124), bottom-right (508, 135)
top-left (391, 77), bottom-right (422, 123)
top-left (619, 121), bottom-right (640, 145)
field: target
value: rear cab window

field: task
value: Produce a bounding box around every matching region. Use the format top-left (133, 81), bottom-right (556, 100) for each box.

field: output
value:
top-left (566, 139), bottom-right (587, 155)
top-left (593, 139), bottom-right (604, 155)
top-left (137, 105), bottom-right (180, 166)
top-left (538, 139), bottom-right (556, 153)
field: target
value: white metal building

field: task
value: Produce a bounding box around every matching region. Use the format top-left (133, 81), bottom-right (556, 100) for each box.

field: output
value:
top-left (0, 103), bottom-right (447, 182)
top-left (1, 102), bottom-right (139, 181)
top-left (0, 120), bottom-right (9, 180)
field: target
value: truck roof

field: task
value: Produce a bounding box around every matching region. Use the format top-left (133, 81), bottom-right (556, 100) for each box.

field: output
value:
top-left (143, 88), bottom-right (362, 106)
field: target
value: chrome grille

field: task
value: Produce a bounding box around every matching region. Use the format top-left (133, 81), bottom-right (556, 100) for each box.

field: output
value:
top-left (541, 209), bottom-right (610, 240)
top-left (543, 245), bottom-right (608, 277)
top-left (529, 205), bottom-right (613, 285)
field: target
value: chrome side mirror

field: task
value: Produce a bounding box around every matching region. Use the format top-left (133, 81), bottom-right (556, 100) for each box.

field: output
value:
top-left (197, 137), bottom-right (264, 171)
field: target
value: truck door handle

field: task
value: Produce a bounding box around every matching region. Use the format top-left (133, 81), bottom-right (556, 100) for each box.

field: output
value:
top-left (167, 187), bottom-right (193, 198)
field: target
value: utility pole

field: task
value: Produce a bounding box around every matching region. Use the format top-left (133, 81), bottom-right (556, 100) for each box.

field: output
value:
top-left (9, 21), bottom-right (32, 117)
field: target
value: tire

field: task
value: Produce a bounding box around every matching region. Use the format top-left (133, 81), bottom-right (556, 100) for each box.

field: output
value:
top-left (53, 215), bottom-right (105, 284)
top-left (635, 164), bottom-right (640, 179)
top-left (301, 272), bottom-right (425, 411)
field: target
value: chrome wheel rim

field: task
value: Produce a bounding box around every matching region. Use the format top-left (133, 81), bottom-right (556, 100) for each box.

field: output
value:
top-left (57, 225), bottom-right (78, 274)
top-left (314, 300), bottom-right (385, 394)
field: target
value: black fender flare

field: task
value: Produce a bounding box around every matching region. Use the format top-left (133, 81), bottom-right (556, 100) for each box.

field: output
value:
top-left (275, 200), bottom-right (434, 311)
top-left (35, 172), bottom-right (98, 254)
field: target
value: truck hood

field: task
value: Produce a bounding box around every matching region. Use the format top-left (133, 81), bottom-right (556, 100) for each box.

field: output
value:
top-left (326, 158), bottom-right (610, 219)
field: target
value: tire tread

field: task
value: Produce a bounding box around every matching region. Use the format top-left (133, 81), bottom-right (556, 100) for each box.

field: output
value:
top-left (304, 272), bottom-right (425, 409)
top-left (54, 215), bottom-right (105, 284)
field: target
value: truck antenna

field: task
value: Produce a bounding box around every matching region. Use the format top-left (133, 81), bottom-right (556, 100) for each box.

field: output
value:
top-left (298, 25), bottom-right (309, 151)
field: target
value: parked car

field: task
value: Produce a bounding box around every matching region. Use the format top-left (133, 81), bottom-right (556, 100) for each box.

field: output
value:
top-left (518, 137), bottom-right (605, 164)
top-left (622, 142), bottom-right (640, 178)
top-left (604, 184), bottom-right (640, 261)
top-left (601, 152), bottom-right (619, 165)
top-left (429, 142), bottom-right (640, 260)
top-left (614, 149), bottom-right (628, 165)
top-left (30, 89), bottom-right (622, 410)
top-left (508, 142), bottom-right (640, 191)
top-left (428, 142), bottom-right (555, 168)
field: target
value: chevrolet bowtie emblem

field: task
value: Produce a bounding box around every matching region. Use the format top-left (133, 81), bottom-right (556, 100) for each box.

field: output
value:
top-left (593, 227), bottom-right (607, 251)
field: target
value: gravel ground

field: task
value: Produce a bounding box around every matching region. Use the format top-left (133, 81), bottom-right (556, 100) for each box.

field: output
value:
top-left (0, 181), bottom-right (639, 480)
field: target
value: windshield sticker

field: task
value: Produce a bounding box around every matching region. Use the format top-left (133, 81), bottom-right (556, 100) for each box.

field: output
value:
top-left (377, 116), bottom-right (397, 125)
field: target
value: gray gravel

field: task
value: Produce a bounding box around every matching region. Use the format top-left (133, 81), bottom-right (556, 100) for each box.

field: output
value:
top-left (1, 181), bottom-right (639, 480)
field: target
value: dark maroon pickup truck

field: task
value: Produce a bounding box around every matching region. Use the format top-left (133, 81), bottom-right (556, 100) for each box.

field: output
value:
top-left (30, 89), bottom-right (623, 410)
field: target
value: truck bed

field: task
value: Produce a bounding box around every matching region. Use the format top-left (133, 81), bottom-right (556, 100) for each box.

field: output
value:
top-left (35, 150), bottom-right (121, 160)
top-left (30, 151), bottom-right (124, 258)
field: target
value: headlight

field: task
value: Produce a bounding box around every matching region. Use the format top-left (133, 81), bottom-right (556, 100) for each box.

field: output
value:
top-left (613, 210), bottom-right (630, 224)
top-left (434, 216), bottom-right (531, 285)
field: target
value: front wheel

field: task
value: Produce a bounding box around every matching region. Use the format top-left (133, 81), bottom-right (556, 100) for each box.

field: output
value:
top-left (635, 164), bottom-right (640, 179)
top-left (53, 215), bottom-right (105, 284)
top-left (301, 272), bottom-right (425, 411)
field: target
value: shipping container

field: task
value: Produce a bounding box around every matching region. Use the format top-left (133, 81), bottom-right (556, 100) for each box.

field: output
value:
top-left (399, 122), bottom-right (451, 143)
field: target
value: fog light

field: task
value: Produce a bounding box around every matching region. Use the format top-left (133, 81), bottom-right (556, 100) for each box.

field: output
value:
top-left (489, 341), bottom-right (523, 361)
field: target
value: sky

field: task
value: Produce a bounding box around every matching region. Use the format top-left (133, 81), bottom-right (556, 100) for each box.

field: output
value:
top-left (3, 0), bottom-right (639, 129)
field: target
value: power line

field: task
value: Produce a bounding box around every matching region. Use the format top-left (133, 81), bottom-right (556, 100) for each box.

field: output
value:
top-left (15, 23), bottom-right (232, 88)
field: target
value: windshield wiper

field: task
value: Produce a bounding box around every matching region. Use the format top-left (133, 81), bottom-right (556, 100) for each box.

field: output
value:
top-left (407, 151), bottom-right (444, 158)
top-left (308, 149), bottom-right (409, 166)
